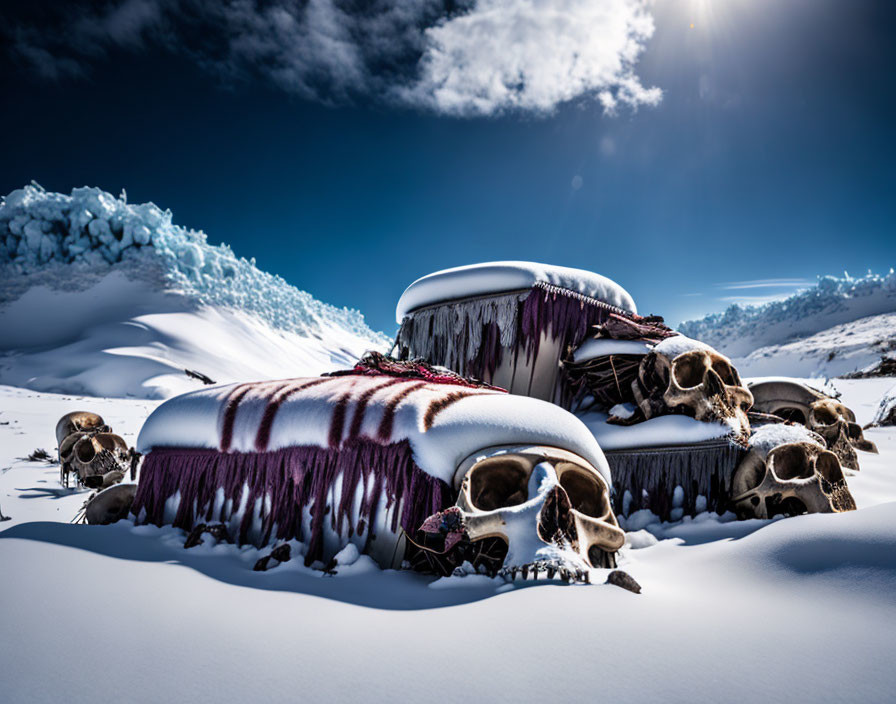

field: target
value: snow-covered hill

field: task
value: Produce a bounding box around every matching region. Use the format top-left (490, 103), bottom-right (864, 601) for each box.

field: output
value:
top-left (0, 185), bottom-right (389, 398)
top-left (732, 311), bottom-right (896, 378)
top-left (680, 271), bottom-right (896, 360)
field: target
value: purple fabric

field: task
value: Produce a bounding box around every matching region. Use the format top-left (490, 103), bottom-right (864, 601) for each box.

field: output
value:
top-left (520, 282), bottom-right (616, 367)
top-left (396, 282), bottom-right (619, 405)
top-left (133, 440), bottom-right (452, 566)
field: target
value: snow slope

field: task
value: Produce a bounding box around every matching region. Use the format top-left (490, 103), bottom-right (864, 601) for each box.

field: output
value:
top-left (680, 271), bottom-right (896, 359)
top-left (732, 311), bottom-right (896, 378)
top-left (1, 378), bottom-right (894, 703)
top-left (1, 185), bottom-right (389, 398)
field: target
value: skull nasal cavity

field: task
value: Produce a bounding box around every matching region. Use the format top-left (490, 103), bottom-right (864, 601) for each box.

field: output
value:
top-left (537, 485), bottom-right (577, 546)
top-left (673, 356), bottom-right (708, 388)
top-left (470, 459), bottom-right (528, 511)
top-left (559, 467), bottom-right (607, 518)
top-left (815, 451), bottom-right (845, 484)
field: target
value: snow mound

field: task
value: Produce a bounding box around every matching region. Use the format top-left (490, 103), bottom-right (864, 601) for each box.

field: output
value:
top-left (680, 270), bottom-right (896, 358)
top-left (1, 185), bottom-right (389, 398)
top-left (749, 423), bottom-right (823, 458)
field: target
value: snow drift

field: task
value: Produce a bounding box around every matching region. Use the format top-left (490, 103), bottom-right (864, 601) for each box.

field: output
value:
top-left (0, 184), bottom-right (389, 398)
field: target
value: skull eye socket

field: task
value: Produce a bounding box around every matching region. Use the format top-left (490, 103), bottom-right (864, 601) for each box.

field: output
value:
top-left (468, 457), bottom-right (529, 511)
top-left (769, 444), bottom-right (814, 480)
top-left (75, 440), bottom-right (97, 463)
top-left (711, 359), bottom-right (737, 385)
top-left (775, 407), bottom-right (806, 424)
top-left (672, 355), bottom-right (708, 388)
top-left (813, 406), bottom-right (839, 425)
top-left (558, 465), bottom-right (608, 518)
top-left (814, 451), bottom-right (845, 484)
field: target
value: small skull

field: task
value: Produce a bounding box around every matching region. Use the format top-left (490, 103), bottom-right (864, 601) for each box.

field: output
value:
top-left (808, 399), bottom-right (878, 470)
top-left (731, 441), bottom-right (856, 519)
top-left (70, 432), bottom-right (130, 489)
top-left (419, 446), bottom-right (624, 583)
top-left (56, 412), bottom-right (112, 487)
top-left (633, 337), bottom-right (753, 441)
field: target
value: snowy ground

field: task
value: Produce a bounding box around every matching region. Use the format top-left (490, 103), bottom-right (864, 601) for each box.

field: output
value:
top-left (1, 378), bottom-right (895, 703)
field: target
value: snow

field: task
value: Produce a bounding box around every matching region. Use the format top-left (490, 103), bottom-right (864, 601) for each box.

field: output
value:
top-left (395, 260), bottom-right (638, 321)
top-left (653, 333), bottom-right (714, 359)
top-left (1, 185), bottom-right (389, 398)
top-left (137, 375), bottom-right (613, 486)
top-left (2, 378), bottom-right (895, 701)
top-left (578, 410), bottom-right (732, 450)
top-left (680, 270), bottom-right (896, 359)
top-left (732, 312), bottom-right (896, 378)
top-left (748, 423), bottom-right (823, 457)
top-left (572, 337), bottom-right (653, 361)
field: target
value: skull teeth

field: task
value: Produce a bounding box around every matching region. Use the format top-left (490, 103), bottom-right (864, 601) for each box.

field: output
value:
top-left (498, 561), bottom-right (590, 584)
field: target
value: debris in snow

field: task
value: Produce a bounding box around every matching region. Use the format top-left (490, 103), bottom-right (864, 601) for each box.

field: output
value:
top-left (184, 369), bottom-right (216, 385)
top-left (22, 448), bottom-right (53, 463)
top-left (254, 543), bottom-right (292, 572)
top-left (0, 504), bottom-right (10, 522)
top-left (606, 570), bottom-right (641, 594)
top-left (184, 523), bottom-right (233, 549)
top-left (841, 356), bottom-right (896, 379)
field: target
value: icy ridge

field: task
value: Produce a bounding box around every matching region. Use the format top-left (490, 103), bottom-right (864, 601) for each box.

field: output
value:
top-left (679, 270), bottom-right (896, 357)
top-left (0, 184), bottom-right (389, 345)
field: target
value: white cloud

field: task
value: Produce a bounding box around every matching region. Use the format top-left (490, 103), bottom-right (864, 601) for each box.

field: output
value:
top-left (404, 0), bottom-right (661, 115)
top-left (7, 0), bottom-right (660, 117)
top-left (717, 279), bottom-right (812, 291)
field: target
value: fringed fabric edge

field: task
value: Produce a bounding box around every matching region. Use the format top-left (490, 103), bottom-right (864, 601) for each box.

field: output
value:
top-left (395, 283), bottom-right (620, 404)
top-left (604, 440), bottom-right (748, 520)
top-left (132, 440), bottom-right (452, 566)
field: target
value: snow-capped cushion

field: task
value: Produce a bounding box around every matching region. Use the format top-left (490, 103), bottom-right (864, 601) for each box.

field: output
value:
top-left (137, 374), bottom-right (612, 485)
top-left (395, 261), bottom-right (637, 322)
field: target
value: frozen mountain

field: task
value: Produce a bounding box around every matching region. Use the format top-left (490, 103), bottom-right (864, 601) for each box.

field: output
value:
top-left (679, 271), bottom-right (896, 378)
top-left (0, 184), bottom-right (389, 398)
top-left (680, 271), bottom-right (896, 358)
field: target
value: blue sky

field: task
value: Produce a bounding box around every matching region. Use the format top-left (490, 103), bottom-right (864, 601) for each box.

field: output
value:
top-left (1, 0), bottom-right (893, 334)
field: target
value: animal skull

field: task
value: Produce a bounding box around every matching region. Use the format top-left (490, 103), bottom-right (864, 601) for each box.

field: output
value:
top-left (731, 441), bottom-right (856, 519)
top-left (633, 339), bottom-right (753, 441)
top-left (808, 399), bottom-right (878, 470)
top-left (747, 379), bottom-right (877, 468)
top-left (419, 446), bottom-right (624, 583)
top-left (70, 432), bottom-right (130, 489)
top-left (56, 411), bottom-right (112, 487)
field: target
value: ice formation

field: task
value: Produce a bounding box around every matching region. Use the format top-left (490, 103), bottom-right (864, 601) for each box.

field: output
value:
top-left (680, 270), bottom-right (896, 357)
top-left (0, 184), bottom-right (389, 345)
